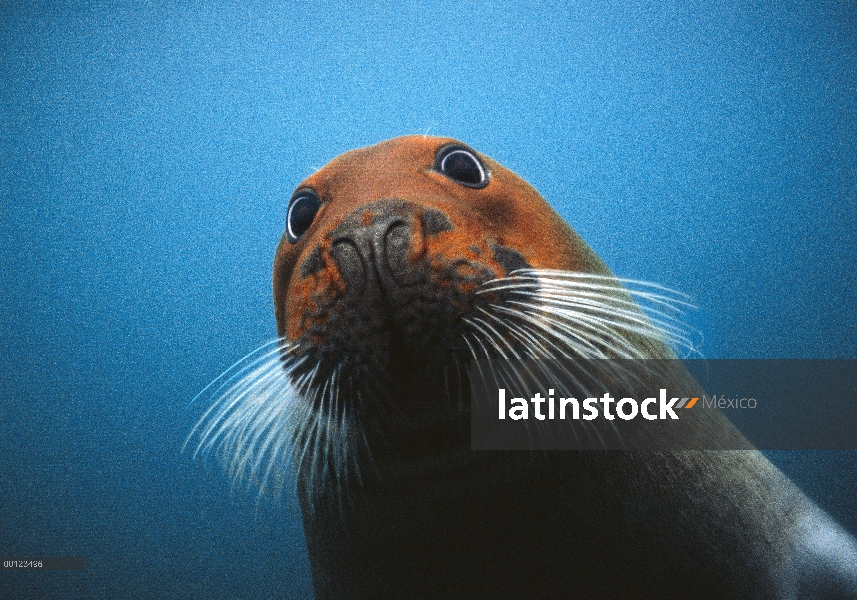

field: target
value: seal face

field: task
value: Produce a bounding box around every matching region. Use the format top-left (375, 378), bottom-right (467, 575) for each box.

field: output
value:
top-left (271, 136), bottom-right (616, 457)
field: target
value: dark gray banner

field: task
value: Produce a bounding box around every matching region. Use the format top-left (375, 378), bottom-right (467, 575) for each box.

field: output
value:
top-left (2, 557), bottom-right (86, 570)
top-left (470, 359), bottom-right (857, 450)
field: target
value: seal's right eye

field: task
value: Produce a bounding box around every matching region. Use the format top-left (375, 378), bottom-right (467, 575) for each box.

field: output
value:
top-left (286, 189), bottom-right (321, 243)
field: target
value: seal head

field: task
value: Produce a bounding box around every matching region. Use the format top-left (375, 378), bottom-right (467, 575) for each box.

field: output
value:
top-left (272, 136), bottom-right (610, 452)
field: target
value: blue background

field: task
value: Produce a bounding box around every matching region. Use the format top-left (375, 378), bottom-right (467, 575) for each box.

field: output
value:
top-left (2, 1), bottom-right (855, 598)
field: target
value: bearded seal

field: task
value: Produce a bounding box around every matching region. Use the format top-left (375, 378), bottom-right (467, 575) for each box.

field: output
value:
top-left (191, 136), bottom-right (857, 598)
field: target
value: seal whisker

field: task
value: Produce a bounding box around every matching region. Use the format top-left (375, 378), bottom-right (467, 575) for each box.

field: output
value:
top-left (502, 294), bottom-right (695, 358)
top-left (317, 373), bottom-right (335, 487)
top-left (330, 365), bottom-right (347, 486)
top-left (482, 304), bottom-right (664, 404)
top-left (532, 276), bottom-right (694, 304)
top-left (333, 365), bottom-right (361, 494)
top-left (338, 370), bottom-right (357, 496)
top-left (188, 345), bottom-right (308, 497)
top-left (462, 332), bottom-right (480, 362)
top-left (491, 304), bottom-right (604, 357)
top-left (462, 329), bottom-right (513, 424)
top-left (468, 326), bottom-right (495, 360)
top-left (539, 310), bottom-right (667, 359)
top-left (522, 287), bottom-right (690, 327)
top-left (476, 268), bottom-right (702, 356)
top-left (301, 393), bottom-right (324, 504)
top-left (509, 286), bottom-right (684, 330)
top-left (527, 269), bottom-right (695, 301)
top-left (465, 316), bottom-right (584, 446)
top-left (478, 271), bottom-right (696, 318)
top-left (468, 316), bottom-right (523, 360)
top-left (322, 368), bottom-right (348, 512)
top-left (498, 287), bottom-right (697, 350)
top-left (519, 292), bottom-right (695, 348)
top-left (474, 308), bottom-right (590, 396)
top-left (484, 313), bottom-right (549, 358)
top-left (225, 368), bottom-right (300, 485)
top-left (304, 364), bottom-right (328, 499)
top-left (483, 307), bottom-right (584, 362)
top-left (465, 317), bottom-right (516, 360)
top-left (298, 363), bottom-right (352, 514)
top-left (187, 339), bottom-right (290, 409)
top-left (186, 346), bottom-right (290, 454)
top-left (488, 324), bottom-right (592, 445)
top-left (468, 316), bottom-right (543, 399)
top-left (328, 366), bottom-right (351, 506)
top-left (466, 320), bottom-right (575, 438)
top-left (245, 376), bottom-right (298, 496)
top-left (523, 304), bottom-right (668, 356)
top-left (355, 389), bottom-right (378, 482)
top-left (193, 356), bottom-right (288, 459)
top-left (476, 307), bottom-right (551, 359)
top-left (492, 304), bottom-right (621, 358)
top-left (467, 269), bottom-right (691, 449)
top-left (485, 268), bottom-right (693, 299)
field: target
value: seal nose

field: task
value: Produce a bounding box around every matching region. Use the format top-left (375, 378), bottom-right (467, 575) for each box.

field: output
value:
top-left (326, 200), bottom-right (452, 297)
top-left (329, 212), bottom-right (417, 295)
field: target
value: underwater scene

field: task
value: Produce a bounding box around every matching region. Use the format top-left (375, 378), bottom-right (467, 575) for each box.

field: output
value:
top-left (2, 2), bottom-right (855, 598)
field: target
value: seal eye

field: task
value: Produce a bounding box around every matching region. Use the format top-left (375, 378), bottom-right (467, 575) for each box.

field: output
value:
top-left (286, 189), bottom-right (321, 243)
top-left (435, 145), bottom-right (489, 188)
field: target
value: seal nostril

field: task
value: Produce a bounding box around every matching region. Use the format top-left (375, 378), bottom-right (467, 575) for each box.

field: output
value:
top-left (384, 222), bottom-right (412, 284)
top-left (330, 239), bottom-right (366, 296)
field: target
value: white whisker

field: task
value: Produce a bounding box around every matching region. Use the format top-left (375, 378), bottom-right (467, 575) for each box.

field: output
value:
top-left (187, 337), bottom-right (363, 505)
top-left (472, 268), bottom-right (701, 358)
top-left (187, 339), bottom-right (288, 409)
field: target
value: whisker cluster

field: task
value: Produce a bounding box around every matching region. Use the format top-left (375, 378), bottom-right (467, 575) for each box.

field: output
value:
top-left (189, 269), bottom-right (700, 496)
top-left (185, 339), bottom-right (359, 507)
top-left (470, 269), bottom-right (700, 360)
top-left (463, 269), bottom-right (701, 449)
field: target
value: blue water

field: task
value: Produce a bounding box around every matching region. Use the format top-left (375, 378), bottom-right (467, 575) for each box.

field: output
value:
top-left (2, 2), bottom-right (855, 598)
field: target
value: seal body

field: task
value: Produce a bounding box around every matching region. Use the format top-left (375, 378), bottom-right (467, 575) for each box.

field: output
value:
top-left (271, 136), bottom-right (857, 599)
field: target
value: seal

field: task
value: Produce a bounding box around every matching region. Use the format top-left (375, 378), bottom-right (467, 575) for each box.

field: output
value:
top-left (192, 136), bottom-right (857, 599)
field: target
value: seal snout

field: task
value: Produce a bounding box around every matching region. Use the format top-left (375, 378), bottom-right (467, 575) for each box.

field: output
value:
top-left (322, 199), bottom-right (453, 297)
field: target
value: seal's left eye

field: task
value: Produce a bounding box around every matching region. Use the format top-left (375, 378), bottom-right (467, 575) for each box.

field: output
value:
top-left (435, 145), bottom-right (489, 188)
top-left (286, 190), bottom-right (321, 243)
